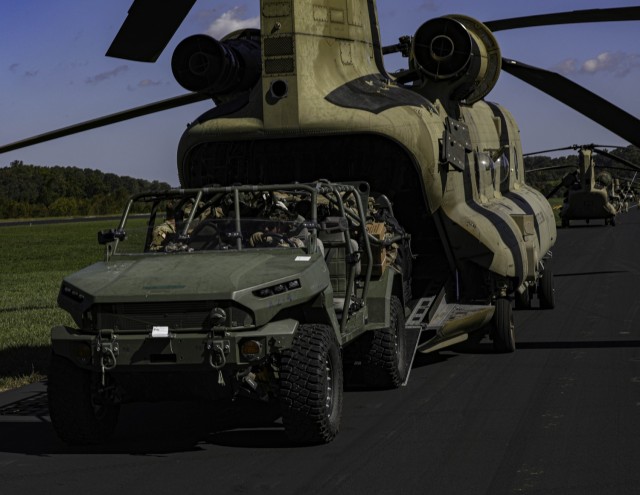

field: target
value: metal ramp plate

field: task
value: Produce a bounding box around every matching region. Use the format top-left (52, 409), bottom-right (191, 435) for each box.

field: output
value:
top-left (417, 303), bottom-right (494, 353)
top-left (402, 296), bottom-right (436, 386)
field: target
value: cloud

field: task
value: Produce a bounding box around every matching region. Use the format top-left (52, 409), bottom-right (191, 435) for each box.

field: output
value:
top-left (553, 51), bottom-right (640, 77)
top-left (206, 6), bottom-right (260, 39)
top-left (137, 79), bottom-right (163, 88)
top-left (127, 79), bottom-right (165, 91)
top-left (419, 0), bottom-right (440, 11)
top-left (8, 63), bottom-right (39, 77)
top-left (85, 65), bottom-right (129, 84)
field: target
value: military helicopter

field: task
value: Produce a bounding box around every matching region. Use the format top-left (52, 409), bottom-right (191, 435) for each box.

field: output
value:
top-left (525, 144), bottom-right (640, 227)
top-left (4, 1), bottom-right (640, 353)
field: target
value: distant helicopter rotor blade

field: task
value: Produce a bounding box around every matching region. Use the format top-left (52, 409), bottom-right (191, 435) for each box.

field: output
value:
top-left (523, 146), bottom-right (577, 157)
top-left (0, 93), bottom-right (209, 154)
top-left (592, 147), bottom-right (640, 173)
top-left (545, 182), bottom-right (565, 199)
top-left (484, 7), bottom-right (640, 32)
top-left (501, 58), bottom-right (640, 149)
top-left (106, 0), bottom-right (197, 62)
top-left (525, 164), bottom-right (577, 174)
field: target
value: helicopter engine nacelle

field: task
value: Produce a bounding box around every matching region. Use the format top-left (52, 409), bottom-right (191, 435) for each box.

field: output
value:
top-left (411, 15), bottom-right (501, 103)
top-left (171, 29), bottom-right (261, 98)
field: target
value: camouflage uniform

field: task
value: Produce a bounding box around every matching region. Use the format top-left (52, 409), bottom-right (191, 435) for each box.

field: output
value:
top-left (150, 220), bottom-right (176, 251)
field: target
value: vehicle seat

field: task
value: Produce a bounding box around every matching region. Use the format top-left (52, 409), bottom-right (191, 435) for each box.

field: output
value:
top-left (318, 231), bottom-right (361, 312)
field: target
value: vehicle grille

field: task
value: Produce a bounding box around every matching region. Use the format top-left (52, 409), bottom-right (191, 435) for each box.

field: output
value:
top-left (95, 301), bottom-right (214, 332)
top-left (94, 301), bottom-right (254, 332)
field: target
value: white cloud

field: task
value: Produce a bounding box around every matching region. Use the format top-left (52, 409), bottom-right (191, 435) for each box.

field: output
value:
top-left (553, 51), bottom-right (640, 77)
top-left (206, 7), bottom-right (260, 39)
top-left (85, 65), bottom-right (129, 84)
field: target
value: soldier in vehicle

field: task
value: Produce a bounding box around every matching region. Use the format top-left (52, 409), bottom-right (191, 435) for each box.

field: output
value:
top-left (149, 201), bottom-right (177, 251)
top-left (248, 198), bottom-right (305, 248)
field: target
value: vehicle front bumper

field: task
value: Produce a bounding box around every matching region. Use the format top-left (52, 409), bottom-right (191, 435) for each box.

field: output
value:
top-left (51, 318), bottom-right (299, 372)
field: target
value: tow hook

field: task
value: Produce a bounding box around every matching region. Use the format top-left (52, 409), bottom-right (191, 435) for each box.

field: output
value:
top-left (95, 330), bottom-right (119, 386)
top-left (206, 339), bottom-right (230, 386)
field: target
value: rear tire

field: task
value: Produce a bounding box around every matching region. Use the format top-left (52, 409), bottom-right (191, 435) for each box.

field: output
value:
top-left (492, 298), bottom-right (515, 353)
top-left (48, 354), bottom-right (119, 445)
top-left (280, 324), bottom-right (343, 444)
top-left (361, 296), bottom-right (408, 389)
top-left (538, 258), bottom-right (555, 309)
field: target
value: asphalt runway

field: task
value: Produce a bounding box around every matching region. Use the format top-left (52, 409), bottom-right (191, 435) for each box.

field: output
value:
top-left (1, 209), bottom-right (639, 495)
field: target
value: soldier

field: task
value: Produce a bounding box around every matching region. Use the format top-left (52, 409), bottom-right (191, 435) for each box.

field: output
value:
top-left (150, 201), bottom-right (176, 251)
top-left (248, 200), bottom-right (305, 248)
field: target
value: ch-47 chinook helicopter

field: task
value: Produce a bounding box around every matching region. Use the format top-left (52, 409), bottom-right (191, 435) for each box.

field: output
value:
top-left (4, 2), bottom-right (640, 351)
top-left (526, 144), bottom-right (640, 227)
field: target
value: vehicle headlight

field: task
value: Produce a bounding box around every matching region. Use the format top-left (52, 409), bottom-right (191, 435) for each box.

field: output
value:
top-left (253, 279), bottom-right (301, 298)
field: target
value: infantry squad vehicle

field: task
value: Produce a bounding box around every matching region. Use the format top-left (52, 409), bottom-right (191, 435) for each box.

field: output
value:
top-left (49, 181), bottom-right (418, 444)
top-left (48, 180), bottom-right (530, 445)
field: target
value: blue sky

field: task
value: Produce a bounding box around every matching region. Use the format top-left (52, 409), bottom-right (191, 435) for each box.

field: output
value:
top-left (2, 0), bottom-right (640, 185)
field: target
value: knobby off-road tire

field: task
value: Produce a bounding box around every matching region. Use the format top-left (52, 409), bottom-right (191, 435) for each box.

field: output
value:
top-left (362, 296), bottom-right (408, 389)
top-left (538, 258), bottom-right (555, 309)
top-left (280, 324), bottom-right (343, 444)
top-left (492, 298), bottom-right (516, 353)
top-left (48, 354), bottom-right (120, 445)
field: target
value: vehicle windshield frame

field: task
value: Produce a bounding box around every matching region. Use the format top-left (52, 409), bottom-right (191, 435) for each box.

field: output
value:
top-left (107, 183), bottom-right (327, 257)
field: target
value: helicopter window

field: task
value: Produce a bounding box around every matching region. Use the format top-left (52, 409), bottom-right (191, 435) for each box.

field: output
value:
top-left (475, 152), bottom-right (494, 200)
top-left (512, 152), bottom-right (520, 182)
top-left (495, 152), bottom-right (510, 188)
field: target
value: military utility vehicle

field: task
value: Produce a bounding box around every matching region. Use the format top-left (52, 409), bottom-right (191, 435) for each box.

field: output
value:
top-left (48, 181), bottom-right (419, 445)
top-left (49, 179), bottom-right (534, 445)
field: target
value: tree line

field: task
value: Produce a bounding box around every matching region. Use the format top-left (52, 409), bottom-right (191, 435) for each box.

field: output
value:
top-left (2, 147), bottom-right (639, 219)
top-left (0, 161), bottom-right (172, 219)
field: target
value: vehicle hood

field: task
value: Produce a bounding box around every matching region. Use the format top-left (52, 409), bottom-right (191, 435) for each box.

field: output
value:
top-left (60, 250), bottom-right (328, 304)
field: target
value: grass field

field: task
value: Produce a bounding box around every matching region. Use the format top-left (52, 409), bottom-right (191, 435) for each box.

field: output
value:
top-left (0, 219), bottom-right (115, 391)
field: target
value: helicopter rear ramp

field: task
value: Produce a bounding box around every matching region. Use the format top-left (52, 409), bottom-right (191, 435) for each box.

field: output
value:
top-left (402, 294), bottom-right (495, 385)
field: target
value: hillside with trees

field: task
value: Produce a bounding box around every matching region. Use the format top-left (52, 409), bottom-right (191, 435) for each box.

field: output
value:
top-left (2, 147), bottom-right (639, 219)
top-left (0, 161), bottom-right (171, 219)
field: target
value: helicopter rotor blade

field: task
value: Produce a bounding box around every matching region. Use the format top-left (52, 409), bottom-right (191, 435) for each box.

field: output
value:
top-left (525, 164), bottom-right (577, 174)
top-left (501, 58), bottom-right (640, 149)
top-left (484, 7), bottom-right (640, 32)
top-left (0, 93), bottom-right (210, 154)
top-left (106, 0), bottom-right (197, 62)
top-left (592, 147), bottom-right (640, 173)
top-left (545, 182), bottom-right (565, 199)
top-left (523, 146), bottom-right (577, 157)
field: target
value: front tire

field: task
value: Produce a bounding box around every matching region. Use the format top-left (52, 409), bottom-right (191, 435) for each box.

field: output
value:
top-left (48, 354), bottom-right (120, 445)
top-left (492, 298), bottom-right (515, 353)
top-left (280, 324), bottom-right (343, 444)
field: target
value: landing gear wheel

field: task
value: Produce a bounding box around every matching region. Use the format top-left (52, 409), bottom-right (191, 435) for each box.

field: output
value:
top-left (538, 258), bottom-right (555, 309)
top-left (280, 324), bottom-right (343, 444)
top-left (492, 298), bottom-right (515, 353)
top-left (48, 354), bottom-right (120, 445)
top-left (610, 216), bottom-right (616, 227)
top-left (561, 217), bottom-right (569, 228)
top-left (361, 296), bottom-right (408, 389)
